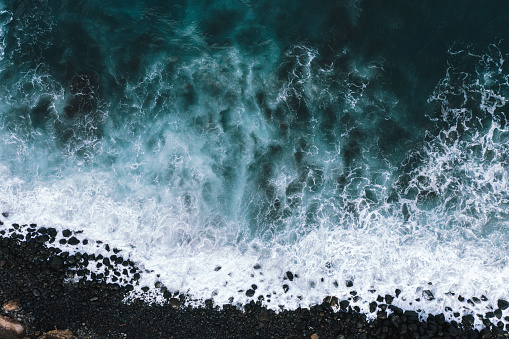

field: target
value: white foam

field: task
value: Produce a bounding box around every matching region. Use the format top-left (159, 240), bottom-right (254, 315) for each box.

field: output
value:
top-left (1, 41), bottom-right (509, 332)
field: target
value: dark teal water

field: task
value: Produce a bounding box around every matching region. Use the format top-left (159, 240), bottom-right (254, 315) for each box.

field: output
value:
top-left (1, 0), bottom-right (509, 325)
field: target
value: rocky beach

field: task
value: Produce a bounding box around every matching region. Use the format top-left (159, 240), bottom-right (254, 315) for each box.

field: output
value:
top-left (0, 223), bottom-right (507, 339)
top-left (2, 1), bottom-right (509, 338)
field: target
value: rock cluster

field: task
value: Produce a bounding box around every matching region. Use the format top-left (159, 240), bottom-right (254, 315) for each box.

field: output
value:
top-left (0, 221), bottom-right (508, 338)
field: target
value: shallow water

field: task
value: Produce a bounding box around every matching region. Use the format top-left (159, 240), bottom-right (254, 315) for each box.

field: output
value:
top-left (1, 0), bottom-right (509, 328)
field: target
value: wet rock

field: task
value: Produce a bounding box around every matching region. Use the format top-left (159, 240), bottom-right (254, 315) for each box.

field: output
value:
top-left (0, 315), bottom-right (25, 338)
top-left (285, 271), bottom-right (294, 281)
top-left (47, 228), bottom-right (58, 238)
top-left (462, 314), bottom-right (475, 325)
top-left (2, 299), bottom-right (20, 312)
top-left (389, 314), bottom-right (401, 328)
top-left (384, 294), bottom-right (394, 304)
top-left (49, 257), bottom-right (64, 271)
top-left (38, 329), bottom-right (74, 339)
top-left (448, 325), bottom-right (459, 336)
top-left (67, 237), bottom-right (80, 245)
top-left (259, 308), bottom-right (270, 322)
top-left (498, 299), bottom-right (509, 310)
top-left (169, 298), bottom-right (180, 309)
top-left (369, 301), bottom-right (377, 313)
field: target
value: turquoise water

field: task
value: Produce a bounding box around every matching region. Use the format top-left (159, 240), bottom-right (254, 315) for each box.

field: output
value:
top-left (1, 0), bottom-right (509, 327)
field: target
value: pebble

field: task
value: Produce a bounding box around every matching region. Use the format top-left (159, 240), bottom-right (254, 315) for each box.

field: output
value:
top-left (169, 298), bottom-right (180, 310)
top-left (67, 237), bottom-right (80, 245)
top-left (49, 257), bottom-right (64, 271)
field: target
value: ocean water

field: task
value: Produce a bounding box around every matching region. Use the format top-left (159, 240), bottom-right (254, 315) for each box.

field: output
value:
top-left (1, 0), bottom-right (509, 328)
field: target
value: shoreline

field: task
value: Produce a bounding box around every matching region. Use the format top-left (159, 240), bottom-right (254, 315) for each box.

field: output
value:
top-left (0, 223), bottom-right (507, 338)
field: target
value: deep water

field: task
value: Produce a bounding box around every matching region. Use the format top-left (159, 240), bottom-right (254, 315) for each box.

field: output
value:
top-left (1, 0), bottom-right (509, 328)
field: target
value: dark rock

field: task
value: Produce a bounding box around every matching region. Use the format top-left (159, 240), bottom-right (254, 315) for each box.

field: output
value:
top-left (67, 237), bottom-right (80, 245)
top-left (47, 228), bottom-right (57, 238)
top-left (448, 325), bottom-right (459, 336)
top-left (462, 314), bottom-right (475, 324)
top-left (1, 212), bottom-right (8, 218)
top-left (389, 314), bottom-right (401, 328)
top-left (494, 309), bottom-right (502, 319)
top-left (282, 284), bottom-right (289, 293)
top-left (37, 235), bottom-right (50, 243)
top-left (285, 271), bottom-right (294, 281)
top-left (346, 280), bottom-right (353, 287)
top-left (369, 301), bottom-right (377, 313)
top-left (385, 294), bottom-right (394, 304)
top-left (339, 300), bottom-right (349, 310)
top-left (253, 264), bottom-right (261, 269)
top-left (246, 289), bottom-right (255, 297)
top-left (435, 313), bottom-right (445, 324)
top-left (49, 257), bottom-right (64, 271)
top-left (259, 308), bottom-right (270, 322)
top-left (498, 299), bottom-right (509, 310)
top-left (62, 229), bottom-right (72, 237)
top-left (389, 305), bottom-right (403, 315)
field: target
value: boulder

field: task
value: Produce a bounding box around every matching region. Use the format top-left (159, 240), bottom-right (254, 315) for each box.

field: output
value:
top-left (0, 315), bottom-right (26, 338)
